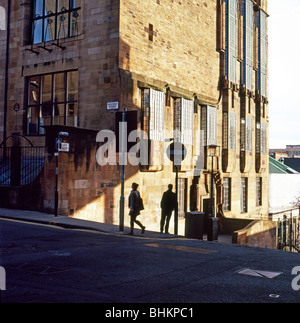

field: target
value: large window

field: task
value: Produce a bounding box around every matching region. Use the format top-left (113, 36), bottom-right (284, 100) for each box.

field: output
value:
top-left (141, 88), bottom-right (165, 142)
top-left (174, 98), bottom-right (194, 145)
top-left (242, 0), bottom-right (254, 90)
top-left (32, 0), bottom-right (81, 44)
top-left (27, 70), bottom-right (78, 135)
top-left (257, 10), bottom-right (267, 97)
top-left (225, 0), bottom-right (237, 83)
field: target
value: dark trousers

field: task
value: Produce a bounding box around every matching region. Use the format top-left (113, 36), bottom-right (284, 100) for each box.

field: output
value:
top-left (130, 214), bottom-right (144, 233)
top-left (160, 210), bottom-right (172, 233)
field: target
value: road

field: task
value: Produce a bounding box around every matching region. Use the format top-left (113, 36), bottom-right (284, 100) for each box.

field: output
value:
top-left (0, 217), bottom-right (300, 306)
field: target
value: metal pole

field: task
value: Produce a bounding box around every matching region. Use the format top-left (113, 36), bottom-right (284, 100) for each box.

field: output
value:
top-left (54, 147), bottom-right (59, 217)
top-left (211, 155), bottom-right (215, 218)
top-left (3, 0), bottom-right (11, 154)
top-left (119, 108), bottom-right (126, 231)
top-left (174, 165), bottom-right (179, 235)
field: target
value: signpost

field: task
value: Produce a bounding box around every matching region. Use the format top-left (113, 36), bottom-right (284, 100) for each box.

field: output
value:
top-left (54, 132), bottom-right (69, 217)
top-left (166, 142), bottom-right (187, 235)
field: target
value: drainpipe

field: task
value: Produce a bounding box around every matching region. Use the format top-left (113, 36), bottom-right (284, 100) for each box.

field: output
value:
top-left (3, 0), bottom-right (11, 147)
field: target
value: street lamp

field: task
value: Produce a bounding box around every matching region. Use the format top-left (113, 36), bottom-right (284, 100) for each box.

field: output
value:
top-left (207, 144), bottom-right (220, 241)
top-left (54, 131), bottom-right (69, 217)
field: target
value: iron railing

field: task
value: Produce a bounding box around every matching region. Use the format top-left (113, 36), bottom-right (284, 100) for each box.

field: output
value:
top-left (277, 214), bottom-right (300, 253)
top-left (0, 146), bottom-right (46, 186)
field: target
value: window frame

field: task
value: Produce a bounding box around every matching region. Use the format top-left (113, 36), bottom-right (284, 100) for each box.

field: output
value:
top-left (26, 70), bottom-right (78, 136)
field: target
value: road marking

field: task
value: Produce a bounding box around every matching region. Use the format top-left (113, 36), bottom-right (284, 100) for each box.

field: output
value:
top-left (145, 243), bottom-right (218, 254)
top-left (236, 268), bottom-right (282, 279)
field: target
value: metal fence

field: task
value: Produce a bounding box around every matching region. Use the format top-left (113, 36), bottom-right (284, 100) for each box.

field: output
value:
top-left (277, 215), bottom-right (300, 253)
top-left (0, 146), bottom-right (46, 186)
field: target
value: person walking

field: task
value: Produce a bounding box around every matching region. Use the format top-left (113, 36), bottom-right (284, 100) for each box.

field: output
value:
top-left (160, 184), bottom-right (178, 234)
top-left (128, 182), bottom-right (146, 235)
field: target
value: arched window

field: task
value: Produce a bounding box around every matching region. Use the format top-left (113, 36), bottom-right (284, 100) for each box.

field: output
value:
top-left (0, 6), bottom-right (6, 31)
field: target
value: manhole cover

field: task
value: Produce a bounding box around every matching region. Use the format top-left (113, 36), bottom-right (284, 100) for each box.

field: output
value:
top-left (236, 268), bottom-right (282, 279)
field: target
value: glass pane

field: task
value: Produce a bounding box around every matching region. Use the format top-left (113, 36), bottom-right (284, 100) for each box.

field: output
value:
top-left (33, 0), bottom-right (44, 17)
top-left (42, 74), bottom-right (52, 103)
top-left (44, 0), bottom-right (56, 15)
top-left (54, 73), bottom-right (65, 102)
top-left (70, 0), bottom-right (81, 9)
top-left (67, 71), bottom-right (78, 101)
top-left (66, 103), bottom-right (78, 126)
top-left (58, 0), bottom-right (69, 12)
top-left (54, 103), bottom-right (65, 125)
top-left (41, 103), bottom-right (53, 126)
top-left (33, 19), bottom-right (43, 44)
top-left (70, 9), bottom-right (80, 36)
top-left (57, 12), bottom-right (69, 39)
top-left (28, 107), bottom-right (39, 135)
top-left (44, 16), bottom-right (55, 41)
top-left (29, 76), bottom-right (40, 105)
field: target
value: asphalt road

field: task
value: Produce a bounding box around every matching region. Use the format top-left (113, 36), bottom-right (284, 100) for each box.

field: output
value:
top-left (0, 217), bottom-right (300, 307)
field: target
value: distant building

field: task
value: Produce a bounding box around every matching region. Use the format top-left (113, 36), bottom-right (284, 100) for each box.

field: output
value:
top-left (269, 156), bottom-right (300, 219)
top-left (270, 145), bottom-right (300, 158)
top-left (0, 0), bottom-right (269, 233)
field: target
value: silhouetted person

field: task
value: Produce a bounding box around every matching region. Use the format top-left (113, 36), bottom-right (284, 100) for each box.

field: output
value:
top-left (160, 184), bottom-right (178, 234)
top-left (128, 182), bottom-right (145, 235)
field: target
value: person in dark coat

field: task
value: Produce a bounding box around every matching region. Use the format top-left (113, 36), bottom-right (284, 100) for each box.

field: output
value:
top-left (160, 184), bottom-right (178, 234)
top-left (128, 182), bottom-right (145, 235)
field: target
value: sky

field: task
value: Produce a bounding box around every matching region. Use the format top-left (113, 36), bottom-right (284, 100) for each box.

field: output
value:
top-left (268, 0), bottom-right (300, 148)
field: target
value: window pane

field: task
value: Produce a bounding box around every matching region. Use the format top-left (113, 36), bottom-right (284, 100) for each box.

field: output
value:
top-left (54, 73), bottom-right (65, 102)
top-left (33, 0), bottom-right (44, 17)
top-left (29, 76), bottom-right (40, 105)
top-left (70, 9), bottom-right (80, 36)
top-left (57, 0), bottom-right (69, 12)
top-left (45, 0), bottom-right (56, 15)
top-left (57, 12), bottom-right (69, 39)
top-left (33, 19), bottom-right (43, 44)
top-left (42, 74), bottom-right (52, 103)
top-left (40, 103), bottom-right (53, 134)
top-left (67, 71), bottom-right (78, 101)
top-left (44, 16), bottom-right (56, 41)
top-left (28, 107), bottom-right (39, 135)
top-left (70, 0), bottom-right (81, 9)
top-left (66, 103), bottom-right (78, 126)
top-left (54, 103), bottom-right (65, 125)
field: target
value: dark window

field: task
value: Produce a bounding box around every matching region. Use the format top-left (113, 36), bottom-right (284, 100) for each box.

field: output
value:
top-left (26, 70), bottom-right (78, 135)
top-left (256, 177), bottom-right (262, 206)
top-left (241, 177), bottom-right (248, 213)
top-left (223, 178), bottom-right (231, 211)
top-left (32, 0), bottom-right (81, 44)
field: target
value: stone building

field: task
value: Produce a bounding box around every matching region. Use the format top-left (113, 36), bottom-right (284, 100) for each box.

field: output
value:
top-left (0, 0), bottom-right (269, 234)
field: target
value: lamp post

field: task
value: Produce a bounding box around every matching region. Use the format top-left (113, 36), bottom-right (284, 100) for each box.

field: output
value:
top-left (207, 144), bottom-right (220, 241)
top-left (54, 131), bottom-right (69, 217)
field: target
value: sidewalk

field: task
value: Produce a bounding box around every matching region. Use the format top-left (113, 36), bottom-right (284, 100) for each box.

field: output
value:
top-left (0, 208), bottom-right (232, 243)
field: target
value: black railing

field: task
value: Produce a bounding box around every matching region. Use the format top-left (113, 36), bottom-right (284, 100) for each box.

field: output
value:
top-left (0, 146), bottom-right (46, 186)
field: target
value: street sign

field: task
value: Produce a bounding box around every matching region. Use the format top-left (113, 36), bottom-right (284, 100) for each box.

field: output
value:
top-left (107, 101), bottom-right (119, 110)
top-left (166, 142), bottom-right (187, 166)
top-left (56, 138), bottom-right (62, 151)
top-left (59, 143), bottom-right (70, 152)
